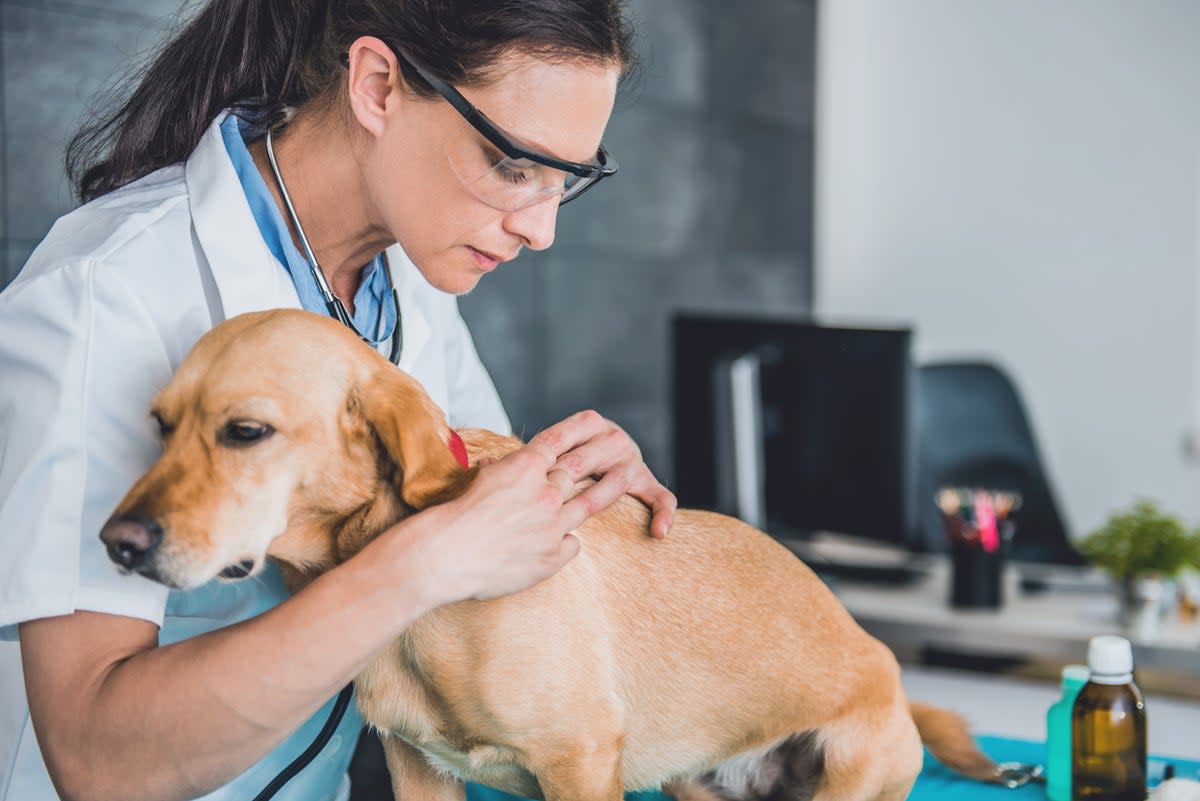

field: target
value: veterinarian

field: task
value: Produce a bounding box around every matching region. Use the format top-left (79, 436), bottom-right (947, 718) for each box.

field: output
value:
top-left (0, 1), bottom-right (676, 799)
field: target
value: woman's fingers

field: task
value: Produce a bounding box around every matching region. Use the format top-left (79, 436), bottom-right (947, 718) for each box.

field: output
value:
top-left (551, 428), bottom-right (629, 482)
top-left (565, 465), bottom-right (677, 539)
top-left (626, 466), bottom-right (678, 538)
top-left (631, 482), bottom-right (677, 539)
top-left (555, 531), bottom-right (582, 565)
top-left (529, 409), bottom-right (611, 462)
top-left (531, 411), bottom-right (678, 538)
top-left (562, 467), bottom-right (633, 526)
top-left (546, 467), bottom-right (574, 496)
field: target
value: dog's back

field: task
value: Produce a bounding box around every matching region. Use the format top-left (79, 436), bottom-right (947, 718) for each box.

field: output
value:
top-left (358, 428), bottom-right (927, 800)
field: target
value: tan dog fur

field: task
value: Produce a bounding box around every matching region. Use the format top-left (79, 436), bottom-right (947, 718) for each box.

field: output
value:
top-left (104, 309), bottom-right (996, 801)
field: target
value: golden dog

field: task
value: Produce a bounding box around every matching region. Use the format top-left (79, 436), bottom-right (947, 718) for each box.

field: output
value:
top-left (101, 309), bottom-right (997, 801)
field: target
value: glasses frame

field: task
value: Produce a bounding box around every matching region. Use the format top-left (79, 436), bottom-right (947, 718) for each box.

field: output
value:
top-left (341, 45), bottom-right (619, 206)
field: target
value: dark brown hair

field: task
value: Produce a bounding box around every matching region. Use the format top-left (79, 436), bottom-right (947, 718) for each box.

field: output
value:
top-left (67, 0), bottom-right (637, 203)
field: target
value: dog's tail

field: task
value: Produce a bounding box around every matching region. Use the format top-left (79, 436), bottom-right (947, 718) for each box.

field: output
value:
top-left (910, 702), bottom-right (998, 782)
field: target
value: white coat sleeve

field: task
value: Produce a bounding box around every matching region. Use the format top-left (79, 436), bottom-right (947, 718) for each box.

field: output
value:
top-left (0, 260), bottom-right (172, 640)
top-left (443, 299), bottom-right (512, 435)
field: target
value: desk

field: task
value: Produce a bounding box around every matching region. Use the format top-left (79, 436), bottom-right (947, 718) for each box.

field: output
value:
top-left (783, 540), bottom-right (1200, 679)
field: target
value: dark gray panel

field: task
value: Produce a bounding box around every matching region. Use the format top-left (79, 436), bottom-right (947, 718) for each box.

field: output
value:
top-left (0, 165), bottom-right (5, 244)
top-left (707, 121), bottom-right (814, 261)
top-left (623, 0), bottom-right (706, 109)
top-left (3, 2), bottom-right (180, 241)
top-left (457, 250), bottom-right (551, 438)
top-left (3, 239), bottom-right (38, 289)
top-left (0, 4), bottom-right (7, 246)
top-left (669, 254), bottom-right (810, 319)
top-left (541, 250), bottom-right (677, 476)
top-left (555, 105), bottom-right (711, 261)
top-left (4, 1), bottom-right (194, 24)
top-left (705, 0), bottom-right (818, 128)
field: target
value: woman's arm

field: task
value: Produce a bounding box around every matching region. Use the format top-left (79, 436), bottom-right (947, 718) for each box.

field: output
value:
top-left (20, 513), bottom-right (434, 801)
top-left (20, 441), bottom-right (586, 801)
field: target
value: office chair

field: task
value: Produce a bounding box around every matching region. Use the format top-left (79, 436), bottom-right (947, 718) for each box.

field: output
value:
top-left (914, 361), bottom-right (1083, 565)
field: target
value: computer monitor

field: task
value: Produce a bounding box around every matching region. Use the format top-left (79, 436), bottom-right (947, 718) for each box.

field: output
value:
top-left (672, 313), bottom-right (917, 553)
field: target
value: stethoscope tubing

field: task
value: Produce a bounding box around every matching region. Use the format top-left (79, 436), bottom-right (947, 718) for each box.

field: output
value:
top-left (265, 128), bottom-right (402, 364)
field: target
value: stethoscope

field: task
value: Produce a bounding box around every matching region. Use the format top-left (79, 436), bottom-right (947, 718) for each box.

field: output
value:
top-left (264, 129), bottom-right (403, 365)
top-left (250, 129), bottom-right (387, 801)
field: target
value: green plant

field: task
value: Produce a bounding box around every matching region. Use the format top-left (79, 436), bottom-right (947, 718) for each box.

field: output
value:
top-left (1078, 499), bottom-right (1200, 581)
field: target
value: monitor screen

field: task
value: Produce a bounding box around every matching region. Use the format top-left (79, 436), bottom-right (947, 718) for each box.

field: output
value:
top-left (672, 313), bottom-right (916, 549)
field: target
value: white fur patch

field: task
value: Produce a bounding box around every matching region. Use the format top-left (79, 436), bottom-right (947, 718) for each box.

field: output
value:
top-left (415, 739), bottom-right (541, 798)
top-left (710, 738), bottom-right (791, 797)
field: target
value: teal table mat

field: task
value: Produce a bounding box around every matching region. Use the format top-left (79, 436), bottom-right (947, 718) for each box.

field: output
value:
top-left (464, 736), bottom-right (1199, 801)
top-left (467, 786), bottom-right (667, 801)
top-left (914, 735), bottom-right (1197, 800)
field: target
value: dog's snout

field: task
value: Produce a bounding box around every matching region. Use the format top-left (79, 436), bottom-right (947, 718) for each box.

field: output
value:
top-left (100, 516), bottom-right (164, 569)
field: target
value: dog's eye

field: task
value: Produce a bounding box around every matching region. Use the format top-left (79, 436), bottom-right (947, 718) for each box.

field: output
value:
top-left (152, 413), bottom-right (175, 439)
top-left (219, 420), bottom-right (275, 447)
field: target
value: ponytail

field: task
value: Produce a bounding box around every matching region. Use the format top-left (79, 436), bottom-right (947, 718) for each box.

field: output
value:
top-left (67, 0), bottom-right (332, 203)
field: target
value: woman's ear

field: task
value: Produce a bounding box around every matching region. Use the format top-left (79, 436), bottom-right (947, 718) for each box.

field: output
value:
top-left (355, 365), bottom-right (473, 509)
top-left (345, 35), bottom-right (402, 138)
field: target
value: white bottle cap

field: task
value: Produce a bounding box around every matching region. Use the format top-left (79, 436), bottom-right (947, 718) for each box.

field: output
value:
top-left (1087, 635), bottom-right (1133, 681)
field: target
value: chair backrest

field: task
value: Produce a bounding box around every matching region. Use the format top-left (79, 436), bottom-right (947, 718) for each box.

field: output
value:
top-left (915, 361), bottom-right (1082, 565)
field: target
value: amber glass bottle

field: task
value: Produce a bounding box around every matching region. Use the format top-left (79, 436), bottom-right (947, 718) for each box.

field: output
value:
top-left (1071, 635), bottom-right (1147, 801)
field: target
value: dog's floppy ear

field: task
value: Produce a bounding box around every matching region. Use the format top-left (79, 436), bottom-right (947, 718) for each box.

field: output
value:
top-left (355, 365), bottom-right (473, 510)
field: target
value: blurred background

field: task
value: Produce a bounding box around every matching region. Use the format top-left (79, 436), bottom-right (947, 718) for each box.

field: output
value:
top-left (6, 0), bottom-right (1200, 786)
top-left (2, 0), bottom-right (1199, 544)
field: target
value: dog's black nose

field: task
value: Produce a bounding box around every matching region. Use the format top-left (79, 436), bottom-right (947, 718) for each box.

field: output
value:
top-left (100, 517), bottom-right (164, 569)
top-left (219, 559), bottom-right (256, 579)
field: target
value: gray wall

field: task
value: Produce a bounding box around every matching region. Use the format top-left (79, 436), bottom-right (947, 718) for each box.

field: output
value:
top-left (1, 0), bottom-right (186, 286)
top-left (0, 0), bottom-right (815, 484)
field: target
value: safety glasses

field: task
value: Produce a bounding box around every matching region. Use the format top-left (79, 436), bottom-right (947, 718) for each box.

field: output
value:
top-left (342, 44), bottom-right (619, 211)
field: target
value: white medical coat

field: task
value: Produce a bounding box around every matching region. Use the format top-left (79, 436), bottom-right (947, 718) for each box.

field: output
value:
top-left (0, 112), bottom-right (510, 800)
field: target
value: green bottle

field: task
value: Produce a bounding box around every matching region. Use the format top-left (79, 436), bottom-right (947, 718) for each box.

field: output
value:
top-left (1047, 664), bottom-right (1090, 801)
top-left (1071, 635), bottom-right (1147, 801)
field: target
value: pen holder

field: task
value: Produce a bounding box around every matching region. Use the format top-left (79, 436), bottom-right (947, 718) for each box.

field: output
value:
top-left (949, 541), bottom-right (1005, 609)
top-left (937, 487), bottom-right (1019, 610)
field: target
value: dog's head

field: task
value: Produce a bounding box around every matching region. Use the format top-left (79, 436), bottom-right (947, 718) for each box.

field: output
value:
top-left (100, 309), bottom-right (472, 589)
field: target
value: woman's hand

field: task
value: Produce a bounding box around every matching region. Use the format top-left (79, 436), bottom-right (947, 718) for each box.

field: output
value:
top-left (409, 441), bottom-right (589, 604)
top-left (530, 409), bottom-right (677, 539)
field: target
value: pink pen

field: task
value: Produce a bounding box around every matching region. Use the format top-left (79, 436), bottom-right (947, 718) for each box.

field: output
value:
top-left (975, 491), bottom-right (999, 553)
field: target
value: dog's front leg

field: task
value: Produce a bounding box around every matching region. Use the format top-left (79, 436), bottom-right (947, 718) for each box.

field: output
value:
top-left (531, 736), bottom-right (625, 801)
top-left (383, 735), bottom-right (465, 801)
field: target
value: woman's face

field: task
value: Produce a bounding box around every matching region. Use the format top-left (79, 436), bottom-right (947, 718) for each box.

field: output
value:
top-left (363, 51), bottom-right (620, 295)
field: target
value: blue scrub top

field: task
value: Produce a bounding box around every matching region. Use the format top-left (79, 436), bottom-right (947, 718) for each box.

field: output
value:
top-left (220, 112), bottom-right (397, 343)
top-left (161, 568), bottom-right (362, 801)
